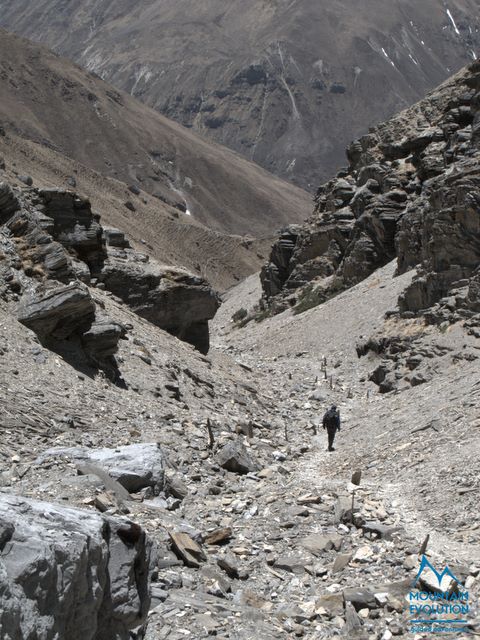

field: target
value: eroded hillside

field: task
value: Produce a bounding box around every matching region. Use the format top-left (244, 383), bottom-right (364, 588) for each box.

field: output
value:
top-left (1, 0), bottom-right (479, 189)
top-left (1, 36), bottom-right (479, 640)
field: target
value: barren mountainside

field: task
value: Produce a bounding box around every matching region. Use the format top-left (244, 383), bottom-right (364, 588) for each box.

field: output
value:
top-left (0, 17), bottom-right (480, 640)
top-left (1, 0), bottom-right (479, 189)
top-left (255, 59), bottom-right (480, 399)
top-left (0, 28), bottom-right (313, 289)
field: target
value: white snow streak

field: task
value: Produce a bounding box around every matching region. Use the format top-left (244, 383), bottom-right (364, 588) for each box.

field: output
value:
top-left (381, 47), bottom-right (396, 67)
top-left (446, 8), bottom-right (461, 35)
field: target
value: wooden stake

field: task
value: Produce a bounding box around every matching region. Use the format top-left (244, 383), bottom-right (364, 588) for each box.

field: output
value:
top-left (207, 418), bottom-right (215, 450)
top-left (419, 534), bottom-right (430, 557)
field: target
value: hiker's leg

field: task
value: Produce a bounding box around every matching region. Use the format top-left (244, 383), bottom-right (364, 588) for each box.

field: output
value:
top-left (328, 428), bottom-right (335, 451)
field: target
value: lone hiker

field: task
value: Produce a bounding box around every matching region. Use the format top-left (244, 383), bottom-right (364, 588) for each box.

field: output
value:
top-left (323, 404), bottom-right (340, 452)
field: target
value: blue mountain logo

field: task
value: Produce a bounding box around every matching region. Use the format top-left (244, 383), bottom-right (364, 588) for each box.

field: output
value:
top-left (413, 555), bottom-right (462, 589)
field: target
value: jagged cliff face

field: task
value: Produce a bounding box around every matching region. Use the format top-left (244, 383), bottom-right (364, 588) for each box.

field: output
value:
top-left (0, 182), bottom-right (219, 361)
top-left (1, 1), bottom-right (479, 190)
top-left (261, 60), bottom-right (480, 335)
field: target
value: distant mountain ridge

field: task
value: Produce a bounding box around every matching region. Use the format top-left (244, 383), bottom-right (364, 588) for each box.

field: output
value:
top-left (0, 28), bottom-right (312, 289)
top-left (1, 0), bottom-right (479, 189)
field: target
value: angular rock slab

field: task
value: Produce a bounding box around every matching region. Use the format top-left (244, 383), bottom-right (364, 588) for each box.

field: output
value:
top-left (0, 493), bottom-right (153, 640)
top-left (215, 441), bottom-right (260, 474)
top-left (169, 531), bottom-right (207, 568)
top-left (302, 533), bottom-right (343, 555)
top-left (37, 443), bottom-right (165, 493)
top-left (18, 282), bottom-right (95, 339)
top-left (343, 587), bottom-right (378, 611)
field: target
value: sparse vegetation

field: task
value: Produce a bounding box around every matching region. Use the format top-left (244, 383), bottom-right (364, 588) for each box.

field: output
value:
top-left (231, 307), bottom-right (248, 323)
top-left (293, 284), bottom-right (325, 315)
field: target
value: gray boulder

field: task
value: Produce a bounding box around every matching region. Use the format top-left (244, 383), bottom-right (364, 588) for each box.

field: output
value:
top-left (302, 533), bottom-right (343, 554)
top-left (17, 282), bottom-right (95, 339)
top-left (216, 441), bottom-right (260, 474)
top-left (96, 248), bottom-right (220, 354)
top-left (17, 283), bottom-right (124, 365)
top-left (0, 493), bottom-right (153, 640)
top-left (37, 443), bottom-right (165, 493)
top-left (81, 314), bottom-right (127, 360)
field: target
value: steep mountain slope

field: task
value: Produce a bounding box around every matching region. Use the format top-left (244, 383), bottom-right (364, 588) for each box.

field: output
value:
top-left (1, 0), bottom-right (479, 190)
top-left (212, 60), bottom-right (480, 577)
top-left (0, 28), bottom-right (310, 241)
top-left (0, 131), bottom-right (275, 292)
top-left (260, 60), bottom-right (480, 341)
top-left (1, 58), bottom-right (480, 638)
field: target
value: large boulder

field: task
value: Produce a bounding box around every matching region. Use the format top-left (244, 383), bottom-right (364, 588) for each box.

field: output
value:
top-left (81, 314), bottom-right (127, 360)
top-left (216, 441), bottom-right (260, 475)
top-left (17, 282), bottom-right (125, 365)
top-left (96, 248), bottom-right (220, 354)
top-left (38, 189), bottom-right (105, 271)
top-left (37, 443), bottom-right (165, 493)
top-left (17, 282), bottom-right (96, 339)
top-left (0, 493), bottom-right (153, 640)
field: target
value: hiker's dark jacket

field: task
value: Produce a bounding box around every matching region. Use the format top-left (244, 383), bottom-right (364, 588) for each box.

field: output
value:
top-left (323, 409), bottom-right (340, 431)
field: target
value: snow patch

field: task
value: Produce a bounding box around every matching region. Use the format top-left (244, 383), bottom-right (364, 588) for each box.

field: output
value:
top-left (281, 78), bottom-right (300, 120)
top-left (131, 65), bottom-right (153, 94)
top-left (446, 8), bottom-right (461, 36)
top-left (381, 47), bottom-right (396, 67)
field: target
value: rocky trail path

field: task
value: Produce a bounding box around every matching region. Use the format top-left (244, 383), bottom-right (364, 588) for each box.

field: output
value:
top-left (1, 255), bottom-right (479, 638)
top-left (208, 262), bottom-right (480, 638)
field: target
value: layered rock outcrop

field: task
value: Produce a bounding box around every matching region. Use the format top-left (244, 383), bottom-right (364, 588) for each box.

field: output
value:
top-left (0, 493), bottom-right (153, 640)
top-left (261, 61), bottom-right (480, 327)
top-left (0, 184), bottom-right (220, 356)
top-left (97, 246), bottom-right (219, 355)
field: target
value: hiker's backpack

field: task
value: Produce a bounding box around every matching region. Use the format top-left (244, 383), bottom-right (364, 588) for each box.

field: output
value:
top-left (324, 409), bottom-right (339, 429)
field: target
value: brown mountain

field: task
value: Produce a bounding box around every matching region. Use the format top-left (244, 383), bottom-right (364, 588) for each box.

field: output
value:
top-left (0, 28), bottom-right (312, 289)
top-left (1, 0), bottom-right (479, 190)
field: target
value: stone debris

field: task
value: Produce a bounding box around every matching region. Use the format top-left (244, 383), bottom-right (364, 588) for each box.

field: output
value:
top-left (204, 526), bottom-right (233, 545)
top-left (302, 532), bottom-right (343, 554)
